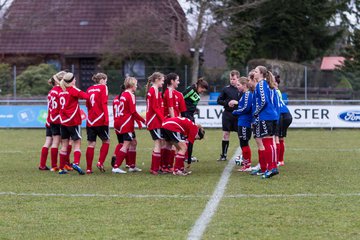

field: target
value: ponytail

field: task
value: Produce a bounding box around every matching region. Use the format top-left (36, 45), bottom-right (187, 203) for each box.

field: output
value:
top-left (255, 66), bottom-right (276, 89)
top-left (60, 72), bottom-right (75, 91)
top-left (146, 72), bottom-right (164, 97)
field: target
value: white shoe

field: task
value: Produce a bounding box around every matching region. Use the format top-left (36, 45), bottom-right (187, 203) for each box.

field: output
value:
top-left (251, 163), bottom-right (260, 171)
top-left (128, 167), bottom-right (142, 172)
top-left (112, 168), bottom-right (127, 174)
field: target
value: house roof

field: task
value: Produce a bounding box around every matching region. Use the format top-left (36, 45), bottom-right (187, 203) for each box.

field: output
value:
top-left (320, 56), bottom-right (345, 70)
top-left (0, 0), bottom-right (188, 56)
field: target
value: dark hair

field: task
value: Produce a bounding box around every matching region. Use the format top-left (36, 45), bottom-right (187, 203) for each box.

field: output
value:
top-left (196, 77), bottom-right (209, 91)
top-left (275, 75), bottom-right (280, 84)
top-left (197, 125), bottom-right (205, 140)
top-left (118, 84), bottom-right (126, 99)
top-left (162, 72), bottom-right (179, 97)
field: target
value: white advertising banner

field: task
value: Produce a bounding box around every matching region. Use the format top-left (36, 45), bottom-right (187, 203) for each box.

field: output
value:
top-left (108, 105), bottom-right (360, 128)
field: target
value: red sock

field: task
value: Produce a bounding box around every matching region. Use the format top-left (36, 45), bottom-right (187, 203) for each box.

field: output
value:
top-left (114, 150), bottom-right (127, 168)
top-left (127, 150), bottom-right (136, 168)
top-left (98, 142), bottom-right (109, 165)
top-left (241, 146), bottom-right (252, 166)
top-left (258, 149), bottom-right (266, 172)
top-left (73, 150), bottom-right (81, 165)
top-left (50, 148), bottom-right (58, 168)
top-left (151, 151), bottom-right (161, 172)
top-left (174, 153), bottom-right (185, 172)
top-left (276, 143), bottom-right (280, 163)
top-left (161, 148), bottom-right (171, 169)
top-left (86, 147), bottom-right (94, 171)
top-left (66, 145), bottom-right (72, 165)
top-left (39, 147), bottom-right (48, 167)
top-left (160, 148), bottom-right (166, 169)
top-left (59, 151), bottom-right (67, 170)
top-left (126, 151), bottom-right (131, 166)
top-left (114, 143), bottom-right (122, 155)
top-left (168, 150), bottom-right (175, 169)
top-left (279, 139), bottom-right (285, 163)
top-left (263, 138), bottom-right (276, 170)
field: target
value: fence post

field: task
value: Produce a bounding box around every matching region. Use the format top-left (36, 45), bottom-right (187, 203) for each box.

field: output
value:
top-left (13, 65), bottom-right (16, 100)
top-left (304, 66), bottom-right (307, 102)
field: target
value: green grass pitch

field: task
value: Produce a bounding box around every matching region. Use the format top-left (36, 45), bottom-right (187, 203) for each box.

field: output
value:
top-left (0, 128), bottom-right (359, 239)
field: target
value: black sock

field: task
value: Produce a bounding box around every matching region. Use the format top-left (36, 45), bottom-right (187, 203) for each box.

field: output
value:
top-left (222, 140), bottom-right (229, 157)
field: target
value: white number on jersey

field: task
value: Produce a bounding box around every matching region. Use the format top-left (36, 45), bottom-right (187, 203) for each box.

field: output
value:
top-left (59, 96), bottom-right (66, 109)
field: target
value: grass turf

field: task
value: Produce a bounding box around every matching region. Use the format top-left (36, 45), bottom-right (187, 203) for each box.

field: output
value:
top-left (0, 129), bottom-right (359, 239)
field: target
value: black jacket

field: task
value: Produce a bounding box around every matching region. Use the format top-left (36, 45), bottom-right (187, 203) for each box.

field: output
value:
top-left (217, 85), bottom-right (242, 112)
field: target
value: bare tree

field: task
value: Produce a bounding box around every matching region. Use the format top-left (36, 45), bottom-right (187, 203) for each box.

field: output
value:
top-left (182, 0), bottom-right (268, 83)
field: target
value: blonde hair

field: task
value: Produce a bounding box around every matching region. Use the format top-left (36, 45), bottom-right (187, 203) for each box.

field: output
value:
top-left (60, 72), bottom-right (75, 91)
top-left (256, 66), bottom-right (276, 89)
top-left (48, 71), bottom-right (66, 86)
top-left (230, 70), bottom-right (240, 78)
top-left (92, 73), bottom-right (107, 83)
top-left (145, 72), bottom-right (164, 96)
top-left (124, 76), bottom-right (137, 89)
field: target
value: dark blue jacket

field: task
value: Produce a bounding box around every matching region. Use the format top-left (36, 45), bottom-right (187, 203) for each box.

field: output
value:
top-left (253, 79), bottom-right (279, 121)
top-left (232, 90), bottom-right (253, 128)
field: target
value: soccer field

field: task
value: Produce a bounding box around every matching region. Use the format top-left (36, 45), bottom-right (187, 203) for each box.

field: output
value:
top-left (0, 128), bottom-right (359, 240)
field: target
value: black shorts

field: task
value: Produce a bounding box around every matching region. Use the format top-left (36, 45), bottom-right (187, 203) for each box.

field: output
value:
top-left (86, 126), bottom-right (110, 142)
top-left (50, 123), bottom-right (61, 136)
top-left (276, 113), bottom-right (292, 138)
top-left (61, 125), bottom-right (82, 141)
top-left (46, 126), bottom-right (52, 137)
top-left (162, 128), bottom-right (186, 143)
top-left (149, 129), bottom-right (163, 140)
top-left (237, 126), bottom-right (252, 141)
top-left (222, 111), bottom-right (238, 132)
top-left (117, 132), bottom-right (136, 142)
top-left (253, 120), bottom-right (277, 138)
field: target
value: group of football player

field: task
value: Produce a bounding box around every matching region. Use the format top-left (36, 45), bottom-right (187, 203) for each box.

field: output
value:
top-left (38, 71), bottom-right (207, 176)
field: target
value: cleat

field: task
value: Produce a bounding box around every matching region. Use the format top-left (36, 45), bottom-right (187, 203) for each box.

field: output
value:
top-left (250, 169), bottom-right (264, 176)
top-left (191, 156), bottom-right (198, 162)
top-left (277, 161), bottom-right (285, 167)
top-left (173, 170), bottom-right (188, 176)
top-left (112, 168), bottom-right (127, 174)
top-left (50, 167), bottom-right (59, 172)
top-left (237, 165), bottom-right (252, 172)
top-left (59, 169), bottom-right (68, 175)
top-left (262, 168), bottom-right (279, 179)
top-left (72, 163), bottom-right (85, 175)
top-left (150, 170), bottom-right (159, 175)
top-left (38, 166), bottom-right (50, 171)
top-left (251, 164), bottom-right (260, 171)
top-left (96, 163), bottom-right (105, 173)
top-left (125, 165), bottom-right (130, 169)
top-left (86, 169), bottom-right (93, 174)
top-left (64, 164), bottom-right (73, 171)
top-left (167, 167), bottom-right (174, 172)
top-left (128, 167), bottom-right (142, 172)
top-left (217, 155), bottom-right (227, 161)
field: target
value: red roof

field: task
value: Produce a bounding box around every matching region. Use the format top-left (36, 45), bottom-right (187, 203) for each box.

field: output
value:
top-left (320, 56), bottom-right (345, 70)
top-left (0, 0), bottom-right (188, 56)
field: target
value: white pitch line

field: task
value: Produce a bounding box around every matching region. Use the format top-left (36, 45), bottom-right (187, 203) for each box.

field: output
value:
top-left (0, 192), bottom-right (208, 199)
top-left (187, 147), bottom-right (241, 240)
top-left (1, 191), bottom-right (360, 199)
top-left (225, 193), bottom-right (360, 198)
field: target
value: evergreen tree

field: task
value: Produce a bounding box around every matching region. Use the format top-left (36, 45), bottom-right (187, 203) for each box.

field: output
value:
top-left (223, 0), bottom-right (350, 66)
top-left (338, 28), bottom-right (360, 90)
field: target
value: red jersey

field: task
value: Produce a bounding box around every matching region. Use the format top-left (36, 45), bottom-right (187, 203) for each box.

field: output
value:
top-left (146, 86), bottom-right (164, 130)
top-left (162, 117), bottom-right (198, 144)
top-left (86, 84), bottom-right (109, 127)
top-left (59, 86), bottom-right (89, 126)
top-left (113, 91), bottom-right (144, 134)
top-left (47, 85), bottom-right (62, 126)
